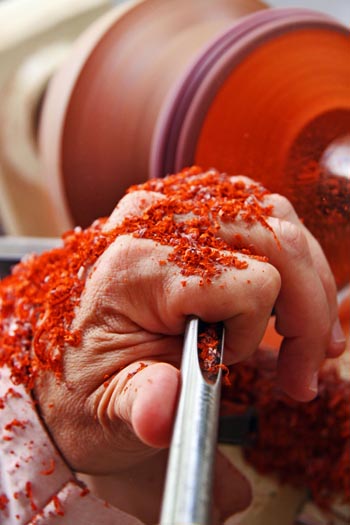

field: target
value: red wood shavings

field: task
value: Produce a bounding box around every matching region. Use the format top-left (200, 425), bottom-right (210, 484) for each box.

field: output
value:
top-left (0, 494), bottom-right (9, 511)
top-left (197, 323), bottom-right (229, 384)
top-left (40, 458), bottom-right (56, 476)
top-left (25, 481), bottom-right (37, 511)
top-left (221, 362), bottom-right (350, 510)
top-left (126, 362), bottom-right (148, 380)
top-left (52, 495), bottom-right (64, 516)
top-left (4, 419), bottom-right (27, 432)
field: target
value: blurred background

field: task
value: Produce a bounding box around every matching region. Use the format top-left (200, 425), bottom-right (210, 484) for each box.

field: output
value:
top-left (269, 0), bottom-right (350, 20)
top-left (0, 0), bottom-right (349, 237)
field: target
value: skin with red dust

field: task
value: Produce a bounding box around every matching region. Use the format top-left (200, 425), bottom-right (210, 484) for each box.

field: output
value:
top-left (0, 168), bottom-right (345, 523)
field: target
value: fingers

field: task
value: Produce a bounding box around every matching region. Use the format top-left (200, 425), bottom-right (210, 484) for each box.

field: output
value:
top-left (263, 193), bottom-right (344, 357)
top-left (113, 362), bottom-right (180, 448)
top-left (103, 190), bottom-right (164, 231)
top-left (227, 218), bottom-right (328, 400)
top-left (229, 178), bottom-right (338, 321)
top-left (218, 202), bottom-right (342, 400)
top-left (89, 234), bottom-right (281, 363)
top-left (166, 260), bottom-right (281, 365)
top-left (93, 187), bottom-right (280, 369)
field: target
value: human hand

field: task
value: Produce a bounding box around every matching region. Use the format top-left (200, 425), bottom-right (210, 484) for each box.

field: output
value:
top-left (33, 169), bottom-right (344, 517)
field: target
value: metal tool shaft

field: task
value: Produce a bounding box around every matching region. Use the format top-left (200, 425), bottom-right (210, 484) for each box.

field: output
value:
top-left (160, 317), bottom-right (224, 525)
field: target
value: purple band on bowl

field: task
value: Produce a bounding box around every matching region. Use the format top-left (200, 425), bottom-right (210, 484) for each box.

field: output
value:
top-left (150, 7), bottom-right (345, 179)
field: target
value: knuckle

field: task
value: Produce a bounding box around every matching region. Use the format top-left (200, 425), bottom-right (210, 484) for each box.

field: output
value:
top-left (257, 265), bottom-right (281, 308)
top-left (119, 190), bottom-right (162, 213)
top-left (322, 279), bottom-right (337, 310)
top-left (320, 266), bottom-right (337, 301)
top-left (319, 319), bottom-right (332, 340)
top-left (229, 174), bottom-right (256, 186)
top-left (243, 265), bottom-right (281, 317)
top-left (269, 194), bottom-right (295, 219)
top-left (279, 221), bottom-right (309, 258)
top-left (106, 191), bottom-right (164, 230)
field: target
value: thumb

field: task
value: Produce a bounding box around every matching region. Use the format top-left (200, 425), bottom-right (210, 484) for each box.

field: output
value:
top-left (112, 362), bottom-right (180, 448)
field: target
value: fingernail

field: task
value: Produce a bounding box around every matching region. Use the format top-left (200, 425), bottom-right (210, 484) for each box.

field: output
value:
top-left (309, 372), bottom-right (318, 394)
top-left (331, 318), bottom-right (346, 346)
